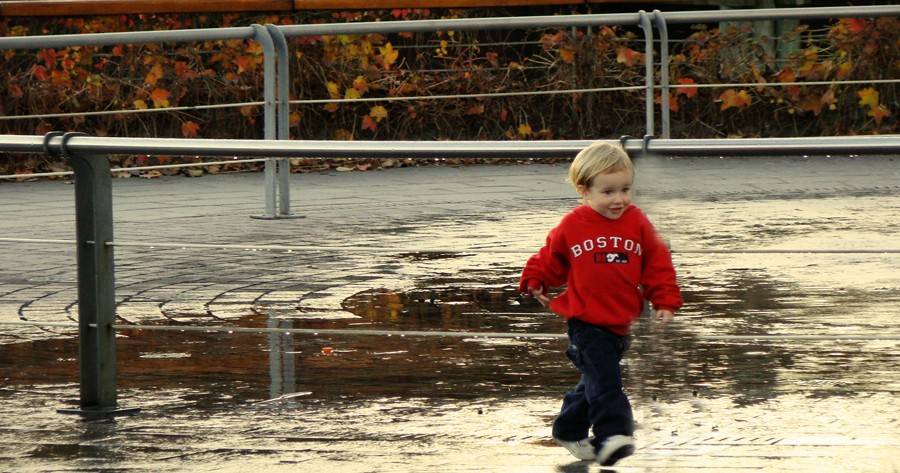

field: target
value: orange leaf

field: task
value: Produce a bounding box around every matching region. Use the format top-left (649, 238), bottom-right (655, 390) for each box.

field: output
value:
top-left (842, 18), bottom-right (866, 35)
top-left (857, 87), bottom-right (879, 108)
top-left (174, 61), bottom-right (197, 80)
top-left (361, 114), bottom-right (377, 131)
top-left (666, 92), bottom-right (680, 113)
top-left (775, 68), bottom-right (796, 83)
top-left (233, 55), bottom-right (251, 74)
top-left (675, 78), bottom-right (697, 98)
top-left (467, 104), bottom-right (485, 115)
top-left (799, 96), bottom-right (824, 116)
top-left (835, 62), bottom-right (852, 81)
top-left (31, 65), bottom-right (49, 81)
top-left (616, 47), bottom-right (641, 67)
top-left (145, 62), bottom-right (164, 86)
top-left (181, 121), bottom-right (200, 138)
top-left (352, 75), bottom-right (369, 93)
top-left (868, 104), bottom-right (891, 125)
top-left (559, 48), bottom-right (576, 63)
top-left (150, 88), bottom-right (171, 108)
top-left (718, 89), bottom-right (751, 111)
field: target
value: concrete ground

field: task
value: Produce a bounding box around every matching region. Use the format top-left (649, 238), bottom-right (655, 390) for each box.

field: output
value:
top-left (1, 155), bottom-right (899, 472)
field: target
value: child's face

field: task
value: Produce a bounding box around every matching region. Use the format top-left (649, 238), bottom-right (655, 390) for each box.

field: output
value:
top-left (577, 169), bottom-right (633, 220)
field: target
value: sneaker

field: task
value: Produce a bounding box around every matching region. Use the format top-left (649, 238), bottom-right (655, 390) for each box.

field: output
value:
top-left (553, 437), bottom-right (596, 461)
top-left (596, 435), bottom-right (634, 466)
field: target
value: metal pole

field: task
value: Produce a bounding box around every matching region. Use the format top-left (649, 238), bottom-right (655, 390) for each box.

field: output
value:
top-left (654, 10), bottom-right (671, 139)
top-left (50, 133), bottom-right (137, 417)
top-left (252, 24), bottom-right (278, 219)
top-left (266, 23), bottom-right (299, 218)
top-left (638, 10), bottom-right (655, 138)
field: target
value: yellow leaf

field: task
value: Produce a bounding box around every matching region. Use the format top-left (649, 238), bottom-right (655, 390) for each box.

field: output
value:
top-left (325, 81), bottom-right (340, 99)
top-left (518, 123), bottom-right (532, 137)
top-left (133, 99), bottom-right (148, 110)
top-left (559, 48), bottom-right (576, 63)
top-left (378, 42), bottom-right (399, 66)
top-left (369, 105), bottom-right (388, 122)
top-left (344, 88), bottom-right (361, 100)
top-left (857, 87), bottom-right (879, 108)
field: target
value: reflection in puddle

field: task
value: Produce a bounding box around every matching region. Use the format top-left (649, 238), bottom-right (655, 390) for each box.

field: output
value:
top-left (2, 277), bottom-right (896, 411)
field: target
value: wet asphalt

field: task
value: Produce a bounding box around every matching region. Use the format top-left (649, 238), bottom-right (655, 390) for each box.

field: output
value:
top-left (1, 155), bottom-right (899, 472)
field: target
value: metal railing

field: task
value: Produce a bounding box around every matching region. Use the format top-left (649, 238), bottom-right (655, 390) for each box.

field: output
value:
top-left (2, 5), bottom-right (900, 415)
top-left (3, 5), bottom-right (900, 217)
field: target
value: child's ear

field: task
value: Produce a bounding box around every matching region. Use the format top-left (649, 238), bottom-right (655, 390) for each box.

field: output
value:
top-left (576, 184), bottom-right (589, 199)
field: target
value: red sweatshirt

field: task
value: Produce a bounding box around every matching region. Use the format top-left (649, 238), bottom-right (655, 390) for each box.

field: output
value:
top-left (519, 204), bottom-right (682, 335)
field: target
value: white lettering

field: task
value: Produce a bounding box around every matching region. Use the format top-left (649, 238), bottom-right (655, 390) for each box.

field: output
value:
top-left (596, 236), bottom-right (607, 249)
top-left (571, 245), bottom-right (582, 257)
top-left (610, 236), bottom-right (622, 248)
top-left (583, 239), bottom-right (594, 252)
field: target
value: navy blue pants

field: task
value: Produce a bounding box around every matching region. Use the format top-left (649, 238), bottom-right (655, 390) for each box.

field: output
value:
top-left (552, 318), bottom-right (634, 445)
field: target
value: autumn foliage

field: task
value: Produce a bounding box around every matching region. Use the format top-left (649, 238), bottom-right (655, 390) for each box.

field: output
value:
top-left (0, 9), bottom-right (897, 177)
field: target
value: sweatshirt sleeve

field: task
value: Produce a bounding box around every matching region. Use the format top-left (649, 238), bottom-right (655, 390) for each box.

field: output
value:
top-left (518, 224), bottom-right (569, 294)
top-left (639, 217), bottom-right (683, 313)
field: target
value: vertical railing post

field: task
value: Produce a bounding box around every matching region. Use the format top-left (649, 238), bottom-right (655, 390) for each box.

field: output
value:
top-left (266, 24), bottom-right (295, 218)
top-left (654, 10), bottom-right (671, 139)
top-left (50, 133), bottom-right (137, 416)
top-left (252, 24), bottom-right (279, 219)
top-left (638, 10), bottom-right (655, 138)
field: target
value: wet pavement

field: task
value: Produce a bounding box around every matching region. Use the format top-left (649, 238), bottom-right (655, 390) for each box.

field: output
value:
top-left (1, 155), bottom-right (899, 472)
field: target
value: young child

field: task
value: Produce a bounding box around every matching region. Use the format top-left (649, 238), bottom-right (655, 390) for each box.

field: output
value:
top-left (519, 142), bottom-right (682, 466)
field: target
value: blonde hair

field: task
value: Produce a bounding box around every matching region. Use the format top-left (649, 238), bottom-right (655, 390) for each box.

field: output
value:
top-left (568, 142), bottom-right (634, 190)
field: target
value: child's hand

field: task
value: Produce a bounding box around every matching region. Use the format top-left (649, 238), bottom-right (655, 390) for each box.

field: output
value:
top-left (653, 309), bottom-right (675, 324)
top-left (531, 288), bottom-right (551, 308)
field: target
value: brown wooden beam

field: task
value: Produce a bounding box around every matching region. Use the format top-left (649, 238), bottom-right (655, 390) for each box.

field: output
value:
top-left (0, 0), bottom-right (294, 17)
top-left (1, 0), bottom-right (710, 17)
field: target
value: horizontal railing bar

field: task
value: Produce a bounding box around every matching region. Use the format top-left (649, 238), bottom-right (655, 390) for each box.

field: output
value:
top-left (3, 135), bottom-right (899, 158)
top-left (2, 6), bottom-right (897, 52)
top-left (0, 26), bottom-right (255, 50)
